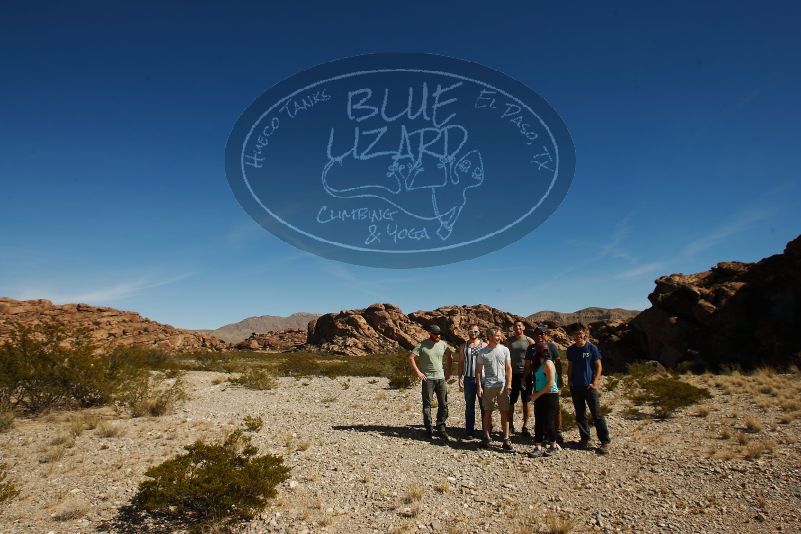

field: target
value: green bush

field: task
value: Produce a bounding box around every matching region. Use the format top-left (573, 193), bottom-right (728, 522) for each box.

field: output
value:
top-left (133, 430), bottom-right (290, 531)
top-left (0, 463), bottom-right (18, 505)
top-left (0, 323), bottom-right (115, 414)
top-left (626, 376), bottom-right (712, 419)
top-left (108, 345), bottom-right (176, 371)
top-left (118, 372), bottom-right (187, 418)
top-left (190, 351), bottom-right (237, 373)
top-left (229, 369), bottom-right (277, 390)
top-left (242, 415), bottom-right (263, 432)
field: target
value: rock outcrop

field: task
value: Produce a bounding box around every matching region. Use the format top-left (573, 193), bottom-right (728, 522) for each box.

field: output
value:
top-left (596, 234), bottom-right (801, 370)
top-left (527, 307), bottom-right (640, 326)
top-left (234, 329), bottom-right (307, 351)
top-left (0, 298), bottom-right (226, 352)
top-left (305, 303), bottom-right (572, 357)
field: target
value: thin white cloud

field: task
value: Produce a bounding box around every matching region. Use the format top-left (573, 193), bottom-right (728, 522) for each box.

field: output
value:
top-left (614, 262), bottom-right (666, 279)
top-left (681, 207), bottom-right (772, 258)
top-left (10, 272), bottom-right (194, 305)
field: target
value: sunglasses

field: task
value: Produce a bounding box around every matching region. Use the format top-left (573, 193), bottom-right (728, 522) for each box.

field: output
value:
top-left (468, 330), bottom-right (480, 334)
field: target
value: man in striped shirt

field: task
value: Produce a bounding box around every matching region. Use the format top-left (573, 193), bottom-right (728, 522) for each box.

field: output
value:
top-left (457, 324), bottom-right (487, 438)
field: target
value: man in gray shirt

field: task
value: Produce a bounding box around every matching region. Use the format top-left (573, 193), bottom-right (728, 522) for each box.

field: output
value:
top-left (476, 327), bottom-right (513, 451)
top-left (507, 321), bottom-right (535, 435)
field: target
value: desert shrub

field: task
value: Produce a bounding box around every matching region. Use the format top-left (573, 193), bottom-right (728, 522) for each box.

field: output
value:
top-left (229, 369), bottom-right (277, 390)
top-left (190, 351), bottom-right (237, 373)
top-left (0, 410), bottom-right (13, 433)
top-left (243, 415), bottom-right (263, 432)
top-left (133, 430), bottom-right (290, 531)
top-left (108, 345), bottom-right (175, 371)
top-left (96, 420), bottom-right (123, 438)
top-left (0, 323), bottom-right (116, 414)
top-left (626, 361), bottom-right (662, 380)
top-left (119, 372), bottom-right (187, 417)
top-left (626, 375), bottom-right (711, 419)
top-left (0, 463), bottom-right (18, 505)
top-left (387, 355), bottom-right (415, 389)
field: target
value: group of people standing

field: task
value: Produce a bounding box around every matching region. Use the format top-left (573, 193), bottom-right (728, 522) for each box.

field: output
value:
top-left (407, 321), bottom-right (611, 456)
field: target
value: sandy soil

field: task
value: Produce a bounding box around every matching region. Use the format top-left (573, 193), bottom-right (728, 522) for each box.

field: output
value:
top-left (1, 371), bottom-right (800, 533)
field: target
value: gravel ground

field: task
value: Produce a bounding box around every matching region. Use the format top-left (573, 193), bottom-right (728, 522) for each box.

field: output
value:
top-left (1, 371), bottom-right (800, 533)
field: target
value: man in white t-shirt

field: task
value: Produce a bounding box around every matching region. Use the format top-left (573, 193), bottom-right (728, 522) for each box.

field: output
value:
top-left (475, 327), bottom-right (513, 451)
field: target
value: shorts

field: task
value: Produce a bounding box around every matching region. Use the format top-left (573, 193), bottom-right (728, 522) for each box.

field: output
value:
top-left (481, 386), bottom-right (510, 412)
top-left (509, 373), bottom-right (533, 404)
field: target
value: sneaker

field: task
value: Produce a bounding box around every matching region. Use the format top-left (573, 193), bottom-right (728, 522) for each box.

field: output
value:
top-left (437, 429), bottom-right (451, 442)
top-left (509, 424), bottom-right (516, 434)
top-left (598, 441), bottom-right (610, 455)
top-left (577, 439), bottom-right (590, 450)
top-left (527, 448), bottom-right (544, 458)
top-left (543, 446), bottom-right (559, 457)
top-left (502, 440), bottom-right (514, 452)
top-left (521, 427), bottom-right (531, 437)
top-left (479, 437), bottom-right (491, 449)
top-left (556, 432), bottom-right (565, 446)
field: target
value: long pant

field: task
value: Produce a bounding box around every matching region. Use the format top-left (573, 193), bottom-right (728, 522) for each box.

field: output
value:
top-left (570, 386), bottom-right (610, 443)
top-left (463, 376), bottom-right (481, 433)
top-left (422, 378), bottom-right (448, 431)
top-left (534, 393), bottom-right (559, 444)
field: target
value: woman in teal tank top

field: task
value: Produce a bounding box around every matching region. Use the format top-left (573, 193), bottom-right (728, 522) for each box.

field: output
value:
top-left (527, 342), bottom-right (560, 457)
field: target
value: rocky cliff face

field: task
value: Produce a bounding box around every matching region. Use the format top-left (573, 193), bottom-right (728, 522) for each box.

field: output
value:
top-left (595, 235), bottom-right (801, 370)
top-left (0, 298), bottom-right (226, 352)
top-left (305, 303), bottom-right (571, 357)
top-left (234, 329), bottom-right (307, 351)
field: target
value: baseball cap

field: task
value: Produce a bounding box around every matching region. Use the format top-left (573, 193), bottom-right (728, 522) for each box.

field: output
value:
top-left (428, 325), bottom-right (442, 334)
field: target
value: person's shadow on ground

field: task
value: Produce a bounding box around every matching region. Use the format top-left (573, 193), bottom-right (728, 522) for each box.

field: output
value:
top-left (331, 424), bottom-right (481, 450)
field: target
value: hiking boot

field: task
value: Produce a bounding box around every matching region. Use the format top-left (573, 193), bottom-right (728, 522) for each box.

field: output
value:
top-left (437, 429), bottom-right (451, 442)
top-left (543, 446), bottom-right (559, 457)
top-left (502, 440), bottom-right (514, 452)
top-left (527, 448), bottom-right (544, 458)
top-left (577, 439), bottom-right (590, 450)
top-left (598, 441), bottom-right (611, 455)
top-left (521, 427), bottom-right (531, 437)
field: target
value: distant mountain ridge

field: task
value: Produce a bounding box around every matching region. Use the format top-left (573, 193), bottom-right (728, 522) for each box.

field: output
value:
top-left (526, 307), bottom-right (640, 325)
top-left (196, 313), bottom-right (321, 344)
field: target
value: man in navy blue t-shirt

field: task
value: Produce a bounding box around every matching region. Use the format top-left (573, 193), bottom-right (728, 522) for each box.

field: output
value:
top-left (566, 324), bottom-right (611, 453)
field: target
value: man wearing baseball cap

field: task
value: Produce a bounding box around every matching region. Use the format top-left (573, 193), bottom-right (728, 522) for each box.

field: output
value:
top-left (408, 324), bottom-right (454, 441)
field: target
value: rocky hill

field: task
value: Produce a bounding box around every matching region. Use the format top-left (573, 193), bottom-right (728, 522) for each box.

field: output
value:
top-left (527, 307), bottom-right (639, 325)
top-left (234, 329), bottom-right (307, 351)
top-left (197, 313), bottom-right (321, 344)
top-left (0, 298), bottom-right (226, 352)
top-left (596, 234), bottom-right (801, 371)
top-left (306, 303), bottom-right (572, 357)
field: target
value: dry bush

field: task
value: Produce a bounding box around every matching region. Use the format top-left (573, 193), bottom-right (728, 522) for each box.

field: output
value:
top-left (39, 444), bottom-right (68, 464)
top-left (719, 429), bottom-right (732, 440)
top-left (736, 433), bottom-right (749, 445)
top-left (95, 420), bottom-right (123, 438)
top-left (744, 441), bottom-right (775, 460)
top-left (52, 499), bottom-right (89, 521)
top-left (49, 432), bottom-right (75, 447)
top-left (0, 463), bottom-right (18, 505)
top-left (695, 406), bottom-right (711, 417)
top-left (297, 440), bottom-right (311, 451)
top-left (0, 410), bottom-right (13, 433)
top-left (434, 479), bottom-right (450, 494)
top-left (403, 483), bottom-right (424, 504)
top-left (120, 372), bottom-right (187, 418)
top-left (229, 369), bottom-right (277, 390)
top-left (543, 512), bottom-right (574, 534)
top-left (744, 416), bottom-right (763, 433)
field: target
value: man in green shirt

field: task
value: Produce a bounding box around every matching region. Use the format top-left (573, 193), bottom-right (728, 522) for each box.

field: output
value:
top-left (408, 325), bottom-right (453, 441)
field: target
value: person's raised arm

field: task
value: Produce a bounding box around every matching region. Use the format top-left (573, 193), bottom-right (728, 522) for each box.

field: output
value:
top-left (408, 353), bottom-right (426, 381)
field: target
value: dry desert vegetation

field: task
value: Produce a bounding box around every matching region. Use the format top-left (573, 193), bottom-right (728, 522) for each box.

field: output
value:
top-left (1, 343), bottom-right (801, 534)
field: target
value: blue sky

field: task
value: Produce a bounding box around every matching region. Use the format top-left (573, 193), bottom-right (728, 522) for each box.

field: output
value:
top-left (1, 1), bottom-right (799, 329)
